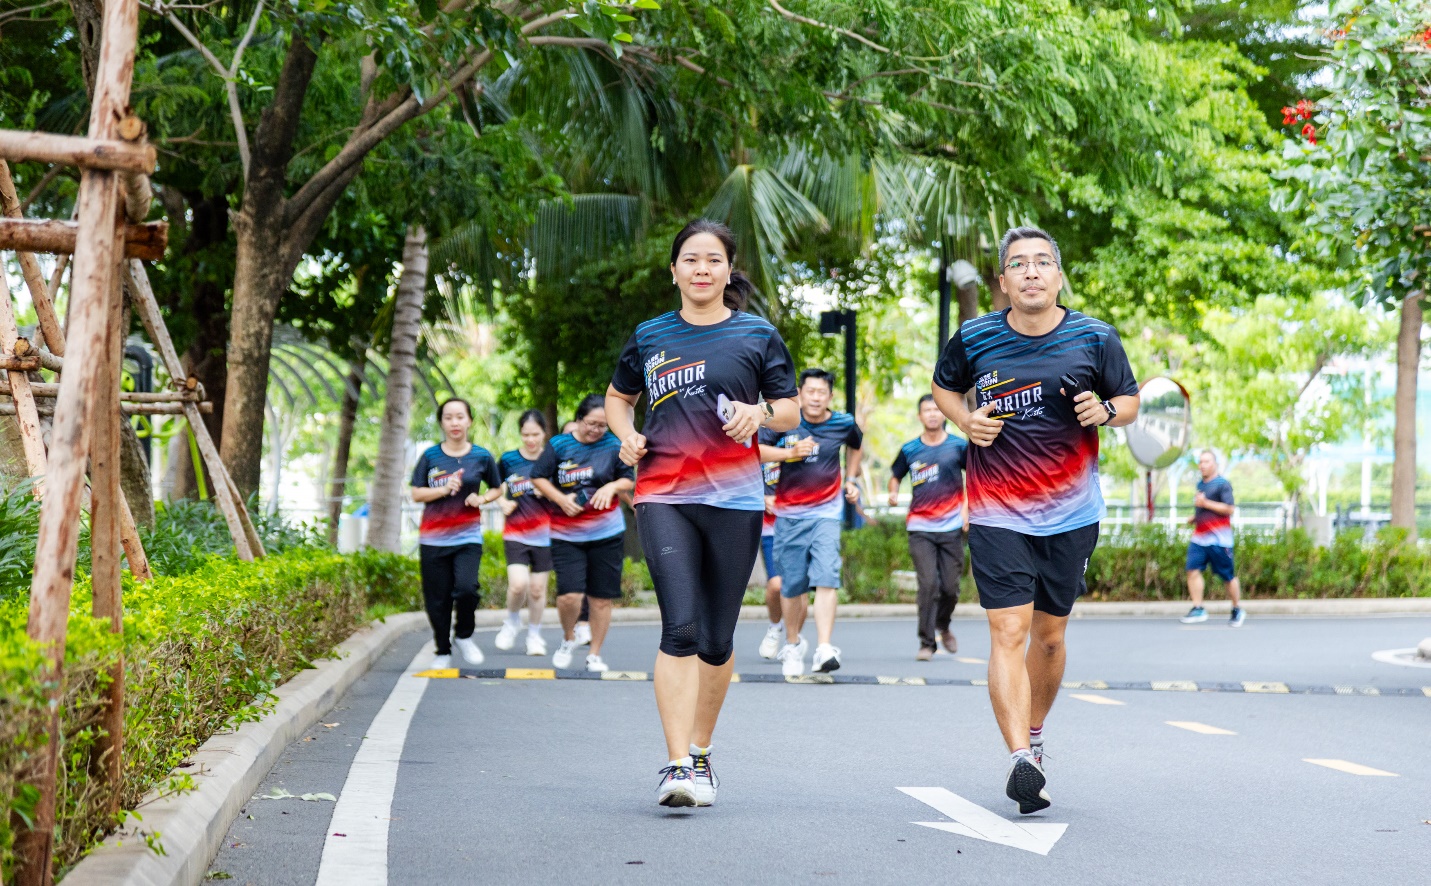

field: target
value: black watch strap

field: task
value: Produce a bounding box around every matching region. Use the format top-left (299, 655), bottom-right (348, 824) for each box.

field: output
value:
top-left (1099, 399), bottom-right (1117, 425)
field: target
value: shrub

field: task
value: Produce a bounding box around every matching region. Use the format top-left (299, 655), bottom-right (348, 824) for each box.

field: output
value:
top-left (0, 547), bottom-right (418, 880)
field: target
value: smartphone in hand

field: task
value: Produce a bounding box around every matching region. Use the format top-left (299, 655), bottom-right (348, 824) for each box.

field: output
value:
top-left (717, 393), bottom-right (751, 448)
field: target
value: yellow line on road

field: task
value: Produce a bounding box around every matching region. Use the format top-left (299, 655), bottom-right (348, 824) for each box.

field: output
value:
top-left (412, 668), bottom-right (459, 679)
top-left (1166, 721), bottom-right (1236, 735)
top-left (505, 668), bottom-right (555, 680)
top-left (1070, 693), bottom-right (1124, 706)
top-left (1304, 759), bottom-right (1399, 777)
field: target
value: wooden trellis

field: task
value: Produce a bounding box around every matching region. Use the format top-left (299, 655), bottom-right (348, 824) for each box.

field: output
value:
top-left (0, 1), bottom-right (261, 882)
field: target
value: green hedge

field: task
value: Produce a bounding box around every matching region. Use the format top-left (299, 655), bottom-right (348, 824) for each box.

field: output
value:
top-left (0, 547), bottom-right (419, 880)
top-left (837, 522), bottom-right (1431, 602)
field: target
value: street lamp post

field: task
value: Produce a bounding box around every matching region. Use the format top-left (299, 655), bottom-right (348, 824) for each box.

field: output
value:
top-left (820, 308), bottom-right (857, 528)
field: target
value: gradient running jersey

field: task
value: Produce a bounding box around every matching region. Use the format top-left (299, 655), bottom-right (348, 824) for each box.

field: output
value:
top-left (891, 434), bottom-right (969, 533)
top-left (611, 310), bottom-right (797, 510)
top-left (499, 449), bottom-right (551, 547)
top-left (771, 412), bottom-right (863, 521)
top-left (531, 432), bottom-right (633, 542)
top-left (410, 443), bottom-right (502, 546)
top-left (1191, 476), bottom-right (1235, 547)
top-left (933, 308), bottom-right (1138, 536)
top-left (759, 427), bottom-right (781, 537)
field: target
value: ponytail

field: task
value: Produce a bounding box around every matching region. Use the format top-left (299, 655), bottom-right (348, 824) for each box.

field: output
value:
top-left (723, 270), bottom-right (755, 312)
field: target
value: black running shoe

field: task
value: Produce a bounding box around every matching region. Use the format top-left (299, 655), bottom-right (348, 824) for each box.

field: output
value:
top-left (1005, 754), bottom-right (1051, 815)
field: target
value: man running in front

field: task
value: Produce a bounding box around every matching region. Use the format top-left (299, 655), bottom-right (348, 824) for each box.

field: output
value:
top-left (931, 226), bottom-right (1140, 815)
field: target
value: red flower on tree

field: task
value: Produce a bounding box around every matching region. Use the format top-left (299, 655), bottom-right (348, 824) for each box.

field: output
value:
top-left (1302, 122), bottom-right (1318, 146)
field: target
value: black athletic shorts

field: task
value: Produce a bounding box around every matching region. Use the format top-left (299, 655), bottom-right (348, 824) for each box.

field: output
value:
top-left (967, 522), bottom-right (1100, 617)
top-left (635, 502), bottom-right (762, 666)
top-left (503, 539), bottom-right (554, 572)
top-left (551, 534), bottom-right (625, 599)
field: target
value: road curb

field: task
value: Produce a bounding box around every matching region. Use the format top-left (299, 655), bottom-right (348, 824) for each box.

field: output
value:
top-left (470, 597), bottom-right (1431, 628)
top-left (63, 612), bottom-right (427, 886)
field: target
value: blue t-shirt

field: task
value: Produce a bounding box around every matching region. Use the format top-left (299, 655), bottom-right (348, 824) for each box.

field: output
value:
top-left (891, 433), bottom-right (969, 533)
top-left (933, 308), bottom-right (1139, 536)
top-left (770, 412), bottom-right (864, 521)
top-left (499, 449), bottom-right (551, 547)
top-left (610, 310), bottom-right (797, 510)
top-left (409, 443), bottom-right (502, 546)
top-left (530, 432), bottom-right (634, 542)
top-left (1191, 476), bottom-right (1235, 548)
top-left (759, 427), bottom-right (781, 537)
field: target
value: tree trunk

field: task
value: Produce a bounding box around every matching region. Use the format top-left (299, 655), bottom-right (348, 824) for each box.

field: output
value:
top-left (956, 280), bottom-right (979, 328)
top-left (326, 359), bottom-right (365, 545)
top-left (1391, 294), bottom-right (1422, 535)
top-left (366, 226), bottom-right (428, 552)
top-left (985, 270), bottom-right (1009, 312)
top-left (118, 419), bottom-right (154, 526)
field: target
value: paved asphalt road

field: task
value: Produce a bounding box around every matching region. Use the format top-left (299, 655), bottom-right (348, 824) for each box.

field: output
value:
top-left (208, 616), bottom-right (1431, 885)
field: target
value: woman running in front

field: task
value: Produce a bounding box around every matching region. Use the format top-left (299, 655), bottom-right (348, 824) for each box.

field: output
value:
top-left (607, 219), bottom-right (799, 808)
top-left (529, 395), bottom-right (634, 673)
top-left (410, 397), bottom-right (505, 668)
top-left (495, 409), bottom-right (555, 657)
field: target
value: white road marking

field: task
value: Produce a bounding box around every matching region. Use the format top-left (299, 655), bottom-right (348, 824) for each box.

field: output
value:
top-left (1069, 693), bottom-right (1124, 706)
top-left (1371, 648), bottom-right (1431, 668)
top-left (1303, 759), bottom-right (1399, 777)
top-left (898, 787), bottom-right (1067, 856)
top-left (314, 642), bottom-right (434, 886)
top-left (1166, 721), bottom-right (1236, 735)
top-left (956, 657), bottom-right (987, 664)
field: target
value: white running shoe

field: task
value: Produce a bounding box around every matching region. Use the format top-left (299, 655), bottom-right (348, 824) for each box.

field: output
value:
top-left (553, 639), bottom-right (578, 669)
top-left (758, 622), bottom-right (784, 659)
top-left (525, 633), bottom-right (547, 656)
top-left (574, 622), bottom-right (593, 645)
top-left (494, 621), bottom-right (519, 651)
top-left (657, 760), bottom-right (698, 807)
top-left (453, 635), bottom-right (484, 666)
top-left (430, 653), bottom-right (452, 669)
top-left (778, 637), bottom-right (808, 677)
top-left (812, 643), bottom-right (842, 673)
top-left (585, 654), bottom-right (610, 673)
top-left (690, 745), bottom-right (718, 806)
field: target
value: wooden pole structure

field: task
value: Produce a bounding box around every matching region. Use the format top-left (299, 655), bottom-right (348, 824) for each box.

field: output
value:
top-left (0, 217), bottom-right (168, 260)
top-left (0, 162), bottom-right (63, 352)
top-left (126, 260), bottom-right (262, 559)
top-left (0, 130), bottom-right (155, 174)
top-left (89, 271), bottom-right (125, 815)
top-left (15, 0), bottom-right (140, 880)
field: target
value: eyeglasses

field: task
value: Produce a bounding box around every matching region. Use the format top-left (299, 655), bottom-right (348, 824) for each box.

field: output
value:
top-left (581, 419), bottom-right (608, 432)
top-left (1003, 259), bottom-right (1059, 275)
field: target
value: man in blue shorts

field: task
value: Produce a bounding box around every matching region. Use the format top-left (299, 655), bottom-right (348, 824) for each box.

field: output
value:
top-left (933, 226), bottom-right (1141, 815)
top-left (1181, 449), bottom-right (1244, 626)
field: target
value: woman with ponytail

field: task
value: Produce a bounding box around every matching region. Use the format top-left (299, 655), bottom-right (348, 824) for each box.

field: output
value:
top-left (606, 219), bottom-right (800, 808)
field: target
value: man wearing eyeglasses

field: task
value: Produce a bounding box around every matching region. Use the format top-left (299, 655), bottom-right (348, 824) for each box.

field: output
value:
top-left (931, 226), bottom-right (1141, 817)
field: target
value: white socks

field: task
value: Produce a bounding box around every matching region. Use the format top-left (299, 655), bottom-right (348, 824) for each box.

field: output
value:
top-left (690, 743), bottom-right (711, 757)
top-left (504, 612), bottom-right (521, 629)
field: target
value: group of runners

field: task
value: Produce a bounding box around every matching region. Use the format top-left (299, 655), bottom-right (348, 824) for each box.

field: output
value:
top-left (406, 219), bottom-right (1245, 818)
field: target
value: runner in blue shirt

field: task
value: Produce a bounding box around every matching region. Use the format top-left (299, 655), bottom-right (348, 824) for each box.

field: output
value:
top-left (933, 226), bottom-right (1140, 817)
top-left (1181, 449), bottom-right (1244, 626)
top-left (607, 219), bottom-right (799, 809)
top-left (409, 398), bottom-right (504, 669)
top-left (888, 394), bottom-right (969, 661)
top-left (530, 395), bottom-right (635, 673)
top-left (494, 409), bottom-right (556, 657)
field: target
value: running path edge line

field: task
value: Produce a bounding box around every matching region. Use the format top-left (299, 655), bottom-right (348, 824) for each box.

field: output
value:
top-left (419, 667), bottom-right (1431, 698)
top-left (316, 642), bottom-right (435, 886)
top-left (63, 612), bottom-right (429, 886)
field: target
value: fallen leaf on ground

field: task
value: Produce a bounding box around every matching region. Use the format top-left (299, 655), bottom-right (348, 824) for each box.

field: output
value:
top-left (260, 788), bottom-right (336, 802)
top-left (323, 722), bottom-right (340, 728)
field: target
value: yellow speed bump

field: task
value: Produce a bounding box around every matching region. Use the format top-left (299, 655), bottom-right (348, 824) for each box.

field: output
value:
top-left (786, 673), bottom-right (834, 684)
top-left (1152, 681), bottom-right (1199, 692)
top-left (413, 668), bottom-right (460, 679)
top-left (601, 670), bottom-right (649, 681)
top-left (1241, 681), bottom-right (1289, 694)
top-left (876, 676), bottom-right (927, 686)
top-left (505, 669), bottom-right (556, 680)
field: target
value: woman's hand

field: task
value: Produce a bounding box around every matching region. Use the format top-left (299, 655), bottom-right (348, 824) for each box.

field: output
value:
top-left (619, 433), bottom-right (648, 466)
top-left (464, 492), bottom-right (483, 508)
top-left (499, 497), bottom-right (517, 516)
top-left (722, 401), bottom-right (765, 445)
top-left (589, 483), bottom-right (619, 511)
top-left (554, 492), bottom-right (584, 517)
top-left (443, 469), bottom-right (464, 496)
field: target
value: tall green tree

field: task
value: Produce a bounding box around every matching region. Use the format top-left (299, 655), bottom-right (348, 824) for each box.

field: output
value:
top-left (1276, 0), bottom-right (1431, 534)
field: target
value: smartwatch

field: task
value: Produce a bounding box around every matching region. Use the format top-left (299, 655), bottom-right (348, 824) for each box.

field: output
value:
top-left (761, 399), bottom-right (775, 424)
top-left (1099, 399), bottom-right (1117, 425)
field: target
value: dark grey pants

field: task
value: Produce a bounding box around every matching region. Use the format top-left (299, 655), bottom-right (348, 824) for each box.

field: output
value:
top-left (908, 529), bottom-right (965, 650)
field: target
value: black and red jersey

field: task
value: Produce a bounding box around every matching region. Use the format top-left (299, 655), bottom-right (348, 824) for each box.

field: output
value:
top-left (499, 449), bottom-right (551, 546)
top-left (611, 310), bottom-right (797, 511)
top-left (771, 412), bottom-right (863, 521)
top-left (891, 433), bottom-right (968, 533)
top-left (759, 427), bottom-right (780, 536)
top-left (530, 432), bottom-right (633, 542)
top-left (933, 307), bottom-right (1138, 536)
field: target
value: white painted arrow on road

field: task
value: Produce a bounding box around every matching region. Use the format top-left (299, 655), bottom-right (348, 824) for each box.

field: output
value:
top-left (897, 787), bottom-right (1068, 856)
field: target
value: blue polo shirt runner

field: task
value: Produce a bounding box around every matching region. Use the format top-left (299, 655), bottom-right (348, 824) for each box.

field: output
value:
top-left (891, 434), bottom-right (969, 534)
top-left (771, 412), bottom-right (864, 521)
top-left (1191, 476), bottom-right (1235, 548)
